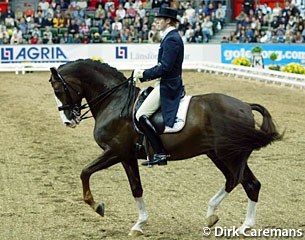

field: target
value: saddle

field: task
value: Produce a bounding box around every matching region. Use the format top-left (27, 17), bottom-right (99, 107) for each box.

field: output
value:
top-left (133, 87), bottom-right (192, 135)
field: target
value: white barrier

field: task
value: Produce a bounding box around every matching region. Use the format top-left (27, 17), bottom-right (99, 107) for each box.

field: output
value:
top-left (198, 62), bottom-right (305, 89)
top-left (0, 61), bottom-right (305, 89)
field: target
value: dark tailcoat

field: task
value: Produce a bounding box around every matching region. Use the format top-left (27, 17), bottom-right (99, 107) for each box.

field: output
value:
top-left (142, 29), bottom-right (184, 127)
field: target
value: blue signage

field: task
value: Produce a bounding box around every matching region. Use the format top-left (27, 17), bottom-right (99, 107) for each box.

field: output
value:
top-left (0, 46), bottom-right (68, 63)
top-left (221, 44), bottom-right (305, 66)
top-left (115, 46), bottom-right (128, 59)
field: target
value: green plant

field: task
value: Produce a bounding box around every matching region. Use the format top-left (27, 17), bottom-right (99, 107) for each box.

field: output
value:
top-left (231, 57), bottom-right (251, 67)
top-left (268, 52), bottom-right (280, 71)
top-left (269, 52), bottom-right (277, 61)
top-left (251, 46), bottom-right (263, 55)
top-left (281, 62), bottom-right (305, 74)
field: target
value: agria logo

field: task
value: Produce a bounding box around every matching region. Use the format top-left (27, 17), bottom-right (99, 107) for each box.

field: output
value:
top-left (115, 46), bottom-right (127, 59)
top-left (1, 48), bottom-right (13, 60)
top-left (0, 46), bottom-right (67, 62)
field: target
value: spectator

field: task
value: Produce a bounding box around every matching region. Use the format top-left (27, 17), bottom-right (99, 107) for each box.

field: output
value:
top-left (185, 3), bottom-right (196, 25)
top-left (14, 7), bottom-right (23, 21)
top-left (68, 19), bottom-right (79, 35)
top-left (4, 5), bottom-right (15, 19)
top-left (187, 31), bottom-right (196, 43)
top-left (94, 4), bottom-right (106, 26)
top-left (260, 2), bottom-right (272, 16)
top-left (77, 0), bottom-right (88, 11)
top-left (24, 4), bottom-right (35, 20)
top-left (193, 23), bottom-right (203, 43)
top-left (178, 29), bottom-right (187, 43)
top-left (34, 11), bottom-right (45, 29)
top-left (92, 32), bottom-right (103, 43)
top-left (30, 33), bottom-right (40, 44)
top-left (18, 18), bottom-right (28, 35)
top-left (126, 3), bottom-right (137, 19)
top-left (81, 33), bottom-right (91, 43)
top-left (294, 30), bottom-right (303, 43)
top-left (84, 14), bottom-right (92, 28)
top-left (44, 13), bottom-right (54, 28)
top-left (138, 24), bottom-right (149, 42)
top-left (60, 31), bottom-right (73, 43)
top-left (59, 0), bottom-right (69, 10)
top-left (110, 24), bottom-right (120, 41)
top-left (0, 26), bottom-right (9, 44)
top-left (205, 3), bottom-right (215, 16)
top-left (79, 21), bottom-right (89, 34)
top-left (45, 4), bottom-right (55, 19)
top-left (134, 0), bottom-right (143, 12)
top-left (137, 5), bottom-right (146, 19)
top-left (32, 26), bottom-right (41, 38)
top-left (243, 0), bottom-right (254, 15)
top-left (112, 17), bottom-right (122, 31)
top-left (52, 34), bottom-right (61, 43)
top-left (272, 2), bottom-right (282, 17)
top-left (104, 0), bottom-right (115, 12)
top-left (39, 0), bottom-right (50, 14)
top-left (116, 4), bottom-right (126, 20)
top-left (184, 23), bottom-right (194, 39)
top-left (50, 0), bottom-right (58, 10)
top-left (0, 8), bottom-right (4, 22)
top-left (215, 2), bottom-right (226, 27)
top-left (148, 23), bottom-right (160, 43)
top-left (108, 4), bottom-right (116, 19)
top-left (27, 17), bottom-right (36, 34)
top-left (10, 31), bottom-right (22, 44)
top-left (73, 33), bottom-right (82, 43)
top-left (201, 15), bottom-right (213, 42)
top-left (53, 12), bottom-right (66, 28)
top-left (42, 31), bottom-right (52, 44)
top-left (5, 14), bottom-right (15, 28)
top-left (44, 26), bottom-right (53, 40)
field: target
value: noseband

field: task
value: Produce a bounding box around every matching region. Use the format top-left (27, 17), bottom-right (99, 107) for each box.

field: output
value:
top-left (50, 67), bottom-right (135, 123)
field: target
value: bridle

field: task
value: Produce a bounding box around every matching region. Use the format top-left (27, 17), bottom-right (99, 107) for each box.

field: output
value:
top-left (50, 67), bottom-right (135, 123)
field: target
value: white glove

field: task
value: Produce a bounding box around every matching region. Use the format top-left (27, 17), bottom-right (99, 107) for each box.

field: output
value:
top-left (133, 69), bottom-right (144, 83)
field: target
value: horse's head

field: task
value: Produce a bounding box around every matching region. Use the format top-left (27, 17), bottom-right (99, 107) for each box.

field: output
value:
top-left (49, 67), bottom-right (83, 128)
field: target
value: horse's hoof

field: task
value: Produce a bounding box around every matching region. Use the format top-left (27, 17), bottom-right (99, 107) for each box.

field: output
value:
top-left (128, 230), bottom-right (143, 237)
top-left (95, 202), bottom-right (105, 217)
top-left (206, 214), bottom-right (219, 227)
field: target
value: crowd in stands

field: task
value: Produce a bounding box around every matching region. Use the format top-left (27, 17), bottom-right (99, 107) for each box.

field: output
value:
top-left (225, 1), bottom-right (305, 43)
top-left (0, 0), bottom-right (227, 45)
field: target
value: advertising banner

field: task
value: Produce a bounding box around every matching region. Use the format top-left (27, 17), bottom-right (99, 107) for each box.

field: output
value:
top-left (221, 44), bottom-right (305, 66)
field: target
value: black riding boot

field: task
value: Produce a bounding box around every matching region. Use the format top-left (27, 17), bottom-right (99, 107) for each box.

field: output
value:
top-left (138, 115), bottom-right (167, 166)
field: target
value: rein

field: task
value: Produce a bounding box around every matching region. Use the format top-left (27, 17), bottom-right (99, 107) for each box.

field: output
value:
top-left (79, 77), bottom-right (135, 121)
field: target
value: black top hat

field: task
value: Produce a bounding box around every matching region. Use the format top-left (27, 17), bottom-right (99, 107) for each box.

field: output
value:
top-left (156, 7), bottom-right (178, 21)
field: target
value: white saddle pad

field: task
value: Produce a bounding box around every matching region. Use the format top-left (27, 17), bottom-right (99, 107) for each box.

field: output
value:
top-left (164, 96), bottom-right (192, 133)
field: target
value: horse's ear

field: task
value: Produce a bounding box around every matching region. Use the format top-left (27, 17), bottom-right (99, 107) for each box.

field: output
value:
top-left (50, 67), bottom-right (58, 77)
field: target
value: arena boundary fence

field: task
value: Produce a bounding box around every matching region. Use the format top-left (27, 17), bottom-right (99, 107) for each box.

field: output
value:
top-left (0, 61), bottom-right (305, 89)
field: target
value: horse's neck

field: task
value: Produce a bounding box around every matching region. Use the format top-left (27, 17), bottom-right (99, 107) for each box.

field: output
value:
top-left (83, 80), bottom-right (127, 118)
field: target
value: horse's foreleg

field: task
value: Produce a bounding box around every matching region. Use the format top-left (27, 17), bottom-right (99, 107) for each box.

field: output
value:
top-left (239, 165), bottom-right (261, 235)
top-left (129, 197), bottom-right (148, 236)
top-left (80, 150), bottom-right (119, 215)
top-left (121, 159), bottom-right (148, 236)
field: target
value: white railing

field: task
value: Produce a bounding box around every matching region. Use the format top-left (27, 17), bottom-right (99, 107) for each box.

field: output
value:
top-left (1, 61), bottom-right (305, 89)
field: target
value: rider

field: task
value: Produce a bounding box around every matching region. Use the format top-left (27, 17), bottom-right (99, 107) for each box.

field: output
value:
top-left (134, 7), bottom-right (184, 166)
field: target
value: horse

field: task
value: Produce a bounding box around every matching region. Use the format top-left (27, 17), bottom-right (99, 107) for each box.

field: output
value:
top-left (49, 59), bottom-right (282, 236)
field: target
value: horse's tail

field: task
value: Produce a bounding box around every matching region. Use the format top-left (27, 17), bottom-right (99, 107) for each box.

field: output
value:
top-left (250, 103), bottom-right (283, 148)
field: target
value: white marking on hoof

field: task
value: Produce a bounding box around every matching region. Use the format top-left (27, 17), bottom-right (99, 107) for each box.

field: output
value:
top-left (206, 214), bottom-right (219, 227)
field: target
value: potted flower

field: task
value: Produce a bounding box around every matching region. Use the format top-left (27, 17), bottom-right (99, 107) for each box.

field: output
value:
top-left (251, 46), bottom-right (264, 68)
top-left (268, 52), bottom-right (280, 71)
top-left (251, 46), bottom-right (263, 55)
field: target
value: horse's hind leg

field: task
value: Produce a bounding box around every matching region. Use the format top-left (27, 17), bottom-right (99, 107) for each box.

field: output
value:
top-left (206, 151), bottom-right (240, 227)
top-left (121, 159), bottom-right (148, 236)
top-left (238, 164), bottom-right (261, 234)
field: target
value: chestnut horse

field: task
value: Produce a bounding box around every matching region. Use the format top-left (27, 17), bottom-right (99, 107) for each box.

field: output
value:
top-left (49, 59), bottom-right (281, 236)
